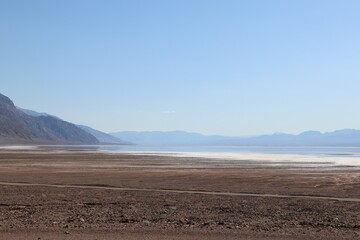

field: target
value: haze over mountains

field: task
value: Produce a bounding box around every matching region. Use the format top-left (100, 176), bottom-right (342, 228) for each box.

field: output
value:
top-left (2, 92), bottom-right (360, 146)
top-left (76, 125), bottom-right (131, 145)
top-left (111, 130), bottom-right (360, 147)
top-left (111, 131), bottom-right (245, 146)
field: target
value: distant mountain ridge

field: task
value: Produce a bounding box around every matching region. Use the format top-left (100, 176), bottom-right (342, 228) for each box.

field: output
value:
top-left (3, 92), bottom-right (360, 146)
top-left (17, 107), bottom-right (129, 145)
top-left (240, 129), bottom-right (360, 146)
top-left (110, 131), bottom-right (247, 145)
top-left (111, 131), bottom-right (213, 145)
top-left (17, 107), bottom-right (61, 120)
top-left (77, 125), bottom-right (131, 145)
top-left (111, 129), bottom-right (360, 146)
top-left (0, 93), bottom-right (99, 144)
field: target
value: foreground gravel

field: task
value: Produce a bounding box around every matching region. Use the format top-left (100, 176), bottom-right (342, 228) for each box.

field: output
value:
top-left (0, 149), bottom-right (359, 239)
top-left (0, 185), bottom-right (359, 239)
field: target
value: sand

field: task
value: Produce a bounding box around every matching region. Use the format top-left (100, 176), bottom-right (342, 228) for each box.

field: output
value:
top-left (0, 148), bottom-right (359, 239)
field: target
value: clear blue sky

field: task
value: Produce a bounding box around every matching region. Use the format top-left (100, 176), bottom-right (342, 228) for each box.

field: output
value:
top-left (1, 0), bottom-right (360, 136)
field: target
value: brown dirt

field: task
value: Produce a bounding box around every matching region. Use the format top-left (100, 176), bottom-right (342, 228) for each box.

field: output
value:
top-left (0, 149), bottom-right (359, 239)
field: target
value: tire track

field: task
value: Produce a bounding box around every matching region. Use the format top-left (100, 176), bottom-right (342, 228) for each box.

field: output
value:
top-left (0, 181), bottom-right (359, 202)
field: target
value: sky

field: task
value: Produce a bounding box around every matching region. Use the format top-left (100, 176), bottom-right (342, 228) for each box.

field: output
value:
top-left (1, 0), bottom-right (360, 136)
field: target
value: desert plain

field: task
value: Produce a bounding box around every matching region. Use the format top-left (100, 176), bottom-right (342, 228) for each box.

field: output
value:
top-left (0, 147), bottom-right (359, 239)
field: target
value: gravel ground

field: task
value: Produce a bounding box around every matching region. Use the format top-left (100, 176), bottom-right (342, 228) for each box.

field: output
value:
top-left (0, 149), bottom-right (359, 239)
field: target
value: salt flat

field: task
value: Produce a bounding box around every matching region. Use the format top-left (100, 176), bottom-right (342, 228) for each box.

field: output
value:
top-left (0, 148), bottom-right (359, 239)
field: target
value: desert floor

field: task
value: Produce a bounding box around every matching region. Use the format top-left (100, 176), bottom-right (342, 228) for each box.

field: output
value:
top-left (0, 148), bottom-right (359, 239)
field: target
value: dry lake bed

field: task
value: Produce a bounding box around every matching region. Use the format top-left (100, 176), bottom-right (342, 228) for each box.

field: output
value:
top-left (0, 147), bottom-right (359, 239)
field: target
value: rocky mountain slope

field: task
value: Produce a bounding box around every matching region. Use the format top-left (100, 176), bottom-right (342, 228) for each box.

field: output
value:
top-left (0, 93), bottom-right (99, 144)
top-left (17, 108), bottom-right (129, 144)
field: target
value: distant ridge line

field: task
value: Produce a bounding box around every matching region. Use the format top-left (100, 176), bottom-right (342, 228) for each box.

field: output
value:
top-left (110, 129), bottom-right (360, 146)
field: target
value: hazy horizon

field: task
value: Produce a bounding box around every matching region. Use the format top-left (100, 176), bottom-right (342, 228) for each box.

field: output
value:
top-left (2, 0), bottom-right (360, 136)
top-left (13, 105), bottom-right (360, 137)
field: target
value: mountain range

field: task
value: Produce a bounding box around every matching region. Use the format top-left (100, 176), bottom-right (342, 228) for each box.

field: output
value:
top-left (76, 125), bottom-right (131, 145)
top-left (111, 129), bottom-right (360, 146)
top-left (0, 93), bottom-right (126, 145)
top-left (110, 131), bottom-right (244, 145)
top-left (2, 92), bottom-right (360, 146)
top-left (0, 93), bottom-right (98, 144)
